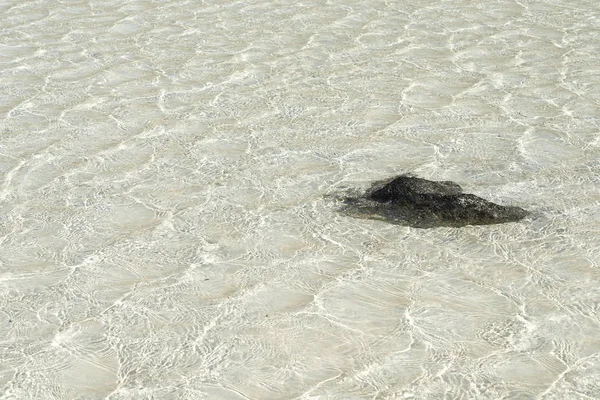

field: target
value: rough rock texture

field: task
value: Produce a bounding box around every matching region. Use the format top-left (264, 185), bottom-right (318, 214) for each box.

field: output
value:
top-left (341, 174), bottom-right (529, 228)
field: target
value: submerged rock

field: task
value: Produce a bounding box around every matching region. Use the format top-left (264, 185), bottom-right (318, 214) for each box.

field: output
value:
top-left (341, 174), bottom-right (529, 228)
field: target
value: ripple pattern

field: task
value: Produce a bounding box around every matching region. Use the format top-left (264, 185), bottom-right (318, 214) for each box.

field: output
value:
top-left (1, 0), bottom-right (599, 399)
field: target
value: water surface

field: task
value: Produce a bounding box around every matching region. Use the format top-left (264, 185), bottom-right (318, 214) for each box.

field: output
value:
top-left (1, 0), bottom-right (599, 399)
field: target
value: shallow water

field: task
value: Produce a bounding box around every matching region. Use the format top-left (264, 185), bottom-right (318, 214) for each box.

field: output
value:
top-left (1, 0), bottom-right (599, 399)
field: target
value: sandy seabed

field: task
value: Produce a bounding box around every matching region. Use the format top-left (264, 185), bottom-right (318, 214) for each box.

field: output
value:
top-left (1, 0), bottom-right (599, 398)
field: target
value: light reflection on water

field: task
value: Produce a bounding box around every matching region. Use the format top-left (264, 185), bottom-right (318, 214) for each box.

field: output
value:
top-left (1, 0), bottom-right (599, 398)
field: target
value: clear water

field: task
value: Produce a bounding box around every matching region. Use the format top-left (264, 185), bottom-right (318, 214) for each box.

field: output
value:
top-left (1, 0), bottom-right (599, 399)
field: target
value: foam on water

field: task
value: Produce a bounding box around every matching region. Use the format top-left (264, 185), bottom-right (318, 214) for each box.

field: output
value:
top-left (1, 0), bottom-right (599, 399)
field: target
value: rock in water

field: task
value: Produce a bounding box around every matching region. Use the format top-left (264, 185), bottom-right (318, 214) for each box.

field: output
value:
top-left (341, 174), bottom-right (529, 228)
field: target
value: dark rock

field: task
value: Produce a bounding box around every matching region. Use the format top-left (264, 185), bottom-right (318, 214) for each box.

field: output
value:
top-left (341, 174), bottom-right (529, 228)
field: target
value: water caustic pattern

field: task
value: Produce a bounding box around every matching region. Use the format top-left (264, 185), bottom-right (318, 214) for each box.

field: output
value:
top-left (0, 0), bottom-right (599, 398)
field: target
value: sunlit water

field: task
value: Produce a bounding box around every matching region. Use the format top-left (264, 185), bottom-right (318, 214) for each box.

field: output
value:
top-left (1, 0), bottom-right (599, 399)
